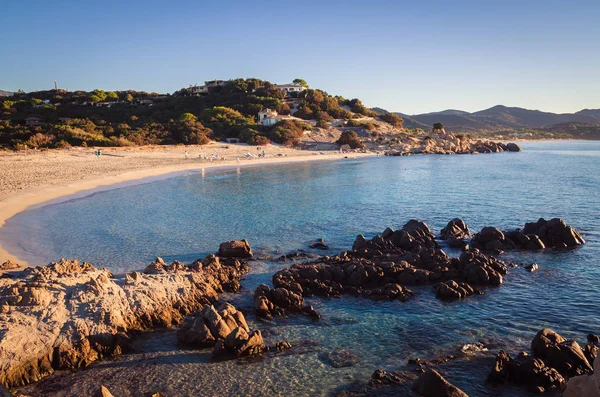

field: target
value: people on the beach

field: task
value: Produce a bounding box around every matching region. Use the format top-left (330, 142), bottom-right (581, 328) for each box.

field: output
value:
top-left (184, 151), bottom-right (189, 159)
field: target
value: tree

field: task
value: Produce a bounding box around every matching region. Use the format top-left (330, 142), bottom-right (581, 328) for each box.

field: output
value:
top-left (89, 89), bottom-right (107, 103)
top-left (293, 78), bottom-right (309, 88)
top-left (179, 112), bottom-right (198, 122)
top-left (336, 131), bottom-right (364, 149)
top-left (433, 122), bottom-right (445, 131)
top-left (106, 91), bottom-right (118, 101)
top-left (125, 93), bottom-right (134, 102)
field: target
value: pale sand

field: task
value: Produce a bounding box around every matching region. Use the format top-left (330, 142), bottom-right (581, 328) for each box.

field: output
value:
top-left (0, 142), bottom-right (373, 265)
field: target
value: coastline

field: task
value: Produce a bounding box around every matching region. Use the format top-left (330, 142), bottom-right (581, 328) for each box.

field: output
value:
top-left (0, 150), bottom-right (373, 266)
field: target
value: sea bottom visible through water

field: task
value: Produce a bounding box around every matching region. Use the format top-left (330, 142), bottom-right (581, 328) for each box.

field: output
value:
top-left (7, 140), bottom-right (600, 396)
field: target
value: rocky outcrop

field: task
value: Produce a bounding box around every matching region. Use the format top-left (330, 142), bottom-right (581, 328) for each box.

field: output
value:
top-left (0, 251), bottom-right (250, 388)
top-left (488, 329), bottom-right (594, 393)
top-left (564, 354), bottom-right (600, 397)
top-left (176, 301), bottom-right (249, 346)
top-left (488, 350), bottom-right (565, 393)
top-left (521, 218), bottom-right (585, 248)
top-left (0, 260), bottom-right (19, 271)
top-left (384, 134), bottom-right (520, 156)
top-left (218, 239), bottom-right (253, 258)
top-left (530, 329), bottom-right (593, 377)
top-left (440, 218), bottom-right (471, 249)
top-left (471, 218), bottom-right (585, 252)
top-left (177, 301), bottom-right (266, 359)
top-left (253, 284), bottom-right (319, 320)
top-left (273, 220), bottom-right (513, 304)
top-left (412, 368), bottom-right (469, 397)
top-left (435, 280), bottom-right (481, 301)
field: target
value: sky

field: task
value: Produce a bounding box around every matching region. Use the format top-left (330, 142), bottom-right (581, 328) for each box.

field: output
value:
top-left (1, 0), bottom-right (599, 114)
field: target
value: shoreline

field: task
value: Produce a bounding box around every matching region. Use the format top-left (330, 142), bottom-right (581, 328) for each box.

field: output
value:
top-left (0, 151), bottom-right (373, 266)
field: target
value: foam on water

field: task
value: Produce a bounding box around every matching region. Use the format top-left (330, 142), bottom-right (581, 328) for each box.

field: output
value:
top-left (6, 140), bottom-right (600, 396)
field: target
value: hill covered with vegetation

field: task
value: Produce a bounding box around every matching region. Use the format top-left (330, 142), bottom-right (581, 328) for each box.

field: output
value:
top-left (0, 79), bottom-right (403, 150)
top-left (394, 105), bottom-right (600, 136)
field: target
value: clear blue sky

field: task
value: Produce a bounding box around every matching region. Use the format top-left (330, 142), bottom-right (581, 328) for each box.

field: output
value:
top-left (1, 0), bottom-right (599, 114)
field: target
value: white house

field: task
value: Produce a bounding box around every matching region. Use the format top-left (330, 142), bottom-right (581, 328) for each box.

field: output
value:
top-left (275, 83), bottom-right (306, 95)
top-left (188, 85), bottom-right (208, 96)
top-left (258, 108), bottom-right (281, 126)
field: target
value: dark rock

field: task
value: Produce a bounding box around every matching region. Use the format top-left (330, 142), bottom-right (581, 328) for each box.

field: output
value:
top-left (322, 349), bottom-right (361, 368)
top-left (253, 284), bottom-right (319, 319)
top-left (531, 329), bottom-right (593, 377)
top-left (525, 263), bottom-right (539, 272)
top-left (218, 239), bottom-right (253, 258)
top-left (506, 143), bottom-right (522, 152)
top-left (441, 218), bottom-right (470, 240)
top-left (412, 368), bottom-right (469, 397)
top-left (588, 333), bottom-right (599, 346)
top-left (435, 280), bottom-right (479, 301)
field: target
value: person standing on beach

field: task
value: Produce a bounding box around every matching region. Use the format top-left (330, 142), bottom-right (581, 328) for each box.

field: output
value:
top-left (184, 151), bottom-right (189, 159)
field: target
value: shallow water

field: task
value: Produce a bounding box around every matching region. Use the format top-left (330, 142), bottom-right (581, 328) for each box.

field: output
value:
top-left (5, 141), bottom-right (600, 396)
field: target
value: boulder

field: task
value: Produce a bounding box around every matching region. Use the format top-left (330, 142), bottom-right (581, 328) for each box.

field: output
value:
top-left (412, 368), bottom-right (468, 397)
top-left (530, 328), bottom-right (592, 377)
top-left (435, 280), bottom-right (479, 301)
top-left (440, 218), bottom-right (470, 240)
top-left (218, 240), bottom-right (253, 258)
top-left (506, 143), bottom-right (522, 152)
top-left (253, 284), bottom-right (319, 319)
top-left (564, 353), bottom-right (600, 397)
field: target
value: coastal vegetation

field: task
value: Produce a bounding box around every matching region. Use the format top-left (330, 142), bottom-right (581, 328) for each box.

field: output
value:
top-left (0, 79), bottom-right (404, 150)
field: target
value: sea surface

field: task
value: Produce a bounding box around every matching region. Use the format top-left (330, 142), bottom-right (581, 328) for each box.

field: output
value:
top-left (5, 140), bottom-right (600, 396)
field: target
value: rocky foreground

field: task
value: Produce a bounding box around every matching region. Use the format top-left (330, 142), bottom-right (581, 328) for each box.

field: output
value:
top-left (0, 241), bottom-right (250, 389)
top-left (0, 217), bottom-right (589, 395)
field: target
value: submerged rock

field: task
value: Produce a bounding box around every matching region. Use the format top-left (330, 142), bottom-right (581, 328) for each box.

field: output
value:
top-left (412, 368), bottom-right (469, 397)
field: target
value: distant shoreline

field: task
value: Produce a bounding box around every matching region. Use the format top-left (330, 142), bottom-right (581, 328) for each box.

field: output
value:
top-left (0, 147), bottom-right (373, 266)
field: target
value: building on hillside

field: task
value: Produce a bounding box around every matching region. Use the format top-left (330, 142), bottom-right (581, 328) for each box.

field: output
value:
top-left (205, 80), bottom-right (226, 88)
top-left (257, 108), bottom-right (295, 126)
top-left (188, 85), bottom-right (208, 96)
top-left (275, 83), bottom-right (306, 95)
top-left (186, 80), bottom-right (227, 96)
top-left (25, 115), bottom-right (44, 126)
top-left (258, 108), bottom-right (282, 126)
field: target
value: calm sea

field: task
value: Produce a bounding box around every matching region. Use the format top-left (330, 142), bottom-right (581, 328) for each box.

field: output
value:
top-left (6, 140), bottom-right (600, 396)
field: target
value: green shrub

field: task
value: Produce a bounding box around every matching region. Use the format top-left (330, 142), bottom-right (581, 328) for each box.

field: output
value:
top-left (336, 131), bottom-right (364, 149)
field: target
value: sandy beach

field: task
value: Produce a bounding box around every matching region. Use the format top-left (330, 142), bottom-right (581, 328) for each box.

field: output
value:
top-left (0, 143), bottom-right (372, 265)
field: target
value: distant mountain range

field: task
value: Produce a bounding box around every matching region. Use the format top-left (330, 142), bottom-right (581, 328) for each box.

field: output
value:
top-left (373, 105), bottom-right (600, 133)
top-left (0, 90), bottom-right (14, 97)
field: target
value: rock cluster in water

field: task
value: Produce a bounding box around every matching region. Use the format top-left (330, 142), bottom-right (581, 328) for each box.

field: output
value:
top-left (470, 218), bottom-right (585, 253)
top-left (0, 242), bottom-right (251, 388)
top-left (488, 328), bottom-right (598, 393)
top-left (271, 219), bottom-right (511, 304)
top-left (253, 284), bottom-right (320, 320)
top-left (385, 134), bottom-right (522, 156)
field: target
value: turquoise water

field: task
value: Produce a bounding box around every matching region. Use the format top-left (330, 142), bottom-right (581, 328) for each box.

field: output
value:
top-left (5, 140), bottom-right (600, 396)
